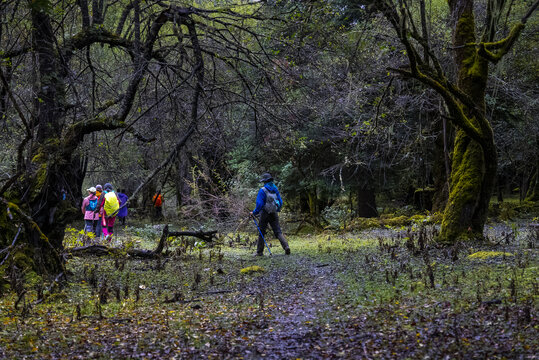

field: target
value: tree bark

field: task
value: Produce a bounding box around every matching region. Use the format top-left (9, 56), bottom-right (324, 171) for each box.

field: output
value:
top-left (7, 1), bottom-right (75, 276)
top-left (307, 186), bottom-right (318, 219)
top-left (439, 0), bottom-right (497, 243)
top-left (174, 151), bottom-right (193, 210)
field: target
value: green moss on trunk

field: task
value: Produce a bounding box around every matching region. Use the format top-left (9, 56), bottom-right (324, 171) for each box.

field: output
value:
top-left (439, 131), bottom-right (484, 243)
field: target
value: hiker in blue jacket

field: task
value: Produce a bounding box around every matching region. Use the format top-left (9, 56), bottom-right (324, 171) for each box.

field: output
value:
top-left (251, 173), bottom-right (290, 256)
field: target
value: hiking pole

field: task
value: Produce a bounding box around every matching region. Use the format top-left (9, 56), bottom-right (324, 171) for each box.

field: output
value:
top-left (251, 214), bottom-right (272, 256)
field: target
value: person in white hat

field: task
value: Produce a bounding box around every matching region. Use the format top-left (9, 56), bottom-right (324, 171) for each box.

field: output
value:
top-left (81, 186), bottom-right (99, 234)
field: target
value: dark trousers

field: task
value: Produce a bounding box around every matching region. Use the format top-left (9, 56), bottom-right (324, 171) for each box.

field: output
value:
top-left (153, 206), bottom-right (163, 220)
top-left (84, 219), bottom-right (97, 233)
top-left (257, 210), bottom-right (289, 255)
top-left (96, 217), bottom-right (102, 237)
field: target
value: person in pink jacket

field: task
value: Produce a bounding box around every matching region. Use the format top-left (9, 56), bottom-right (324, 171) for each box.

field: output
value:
top-left (81, 187), bottom-right (99, 234)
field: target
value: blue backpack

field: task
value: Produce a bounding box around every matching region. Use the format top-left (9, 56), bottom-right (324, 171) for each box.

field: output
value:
top-left (86, 198), bottom-right (98, 212)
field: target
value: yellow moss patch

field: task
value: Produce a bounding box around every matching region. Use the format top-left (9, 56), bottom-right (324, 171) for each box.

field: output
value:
top-left (381, 216), bottom-right (410, 227)
top-left (348, 213), bottom-right (442, 231)
top-left (240, 266), bottom-right (265, 274)
top-left (350, 217), bottom-right (380, 230)
top-left (468, 251), bottom-right (513, 260)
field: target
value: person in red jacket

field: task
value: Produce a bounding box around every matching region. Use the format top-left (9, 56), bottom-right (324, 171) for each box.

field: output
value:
top-left (152, 192), bottom-right (163, 220)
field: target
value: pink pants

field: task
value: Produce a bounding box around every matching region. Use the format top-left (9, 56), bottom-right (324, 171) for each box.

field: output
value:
top-left (101, 213), bottom-right (116, 236)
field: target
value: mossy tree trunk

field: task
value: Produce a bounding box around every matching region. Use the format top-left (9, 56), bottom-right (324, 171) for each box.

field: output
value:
top-left (439, 1), bottom-right (496, 242)
top-left (374, 0), bottom-right (537, 243)
top-left (2, 3), bottom-right (79, 276)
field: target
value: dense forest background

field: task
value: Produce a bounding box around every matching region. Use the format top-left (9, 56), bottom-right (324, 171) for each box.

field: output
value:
top-left (0, 0), bottom-right (538, 272)
top-left (0, 1), bottom-right (538, 358)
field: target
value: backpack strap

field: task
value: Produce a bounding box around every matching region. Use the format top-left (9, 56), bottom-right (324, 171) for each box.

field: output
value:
top-left (262, 187), bottom-right (271, 201)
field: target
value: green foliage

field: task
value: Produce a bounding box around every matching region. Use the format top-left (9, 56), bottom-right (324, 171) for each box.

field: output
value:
top-left (489, 200), bottom-right (539, 221)
top-left (63, 227), bottom-right (93, 248)
top-left (129, 225), bottom-right (162, 242)
top-left (29, 0), bottom-right (52, 13)
top-left (321, 202), bottom-right (352, 230)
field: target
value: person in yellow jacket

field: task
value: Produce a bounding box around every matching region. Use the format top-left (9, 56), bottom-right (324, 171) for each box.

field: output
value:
top-left (96, 183), bottom-right (120, 242)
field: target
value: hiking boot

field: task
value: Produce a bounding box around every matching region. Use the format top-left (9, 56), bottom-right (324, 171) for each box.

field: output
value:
top-left (254, 253), bottom-right (263, 257)
top-left (285, 248), bottom-right (291, 255)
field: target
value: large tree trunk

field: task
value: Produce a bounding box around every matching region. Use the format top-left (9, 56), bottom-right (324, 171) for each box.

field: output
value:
top-left (357, 187), bottom-right (378, 218)
top-left (3, 2), bottom-right (75, 276)
top-left (439, 0), bottom-right (497, 243)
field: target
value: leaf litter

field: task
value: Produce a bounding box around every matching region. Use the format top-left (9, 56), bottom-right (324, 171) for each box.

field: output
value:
top-left (0, 223), bottom-right (537, 359)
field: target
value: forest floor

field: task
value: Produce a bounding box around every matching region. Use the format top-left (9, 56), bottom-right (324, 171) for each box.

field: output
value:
top-left (0, 222), bottom-right (537, 359)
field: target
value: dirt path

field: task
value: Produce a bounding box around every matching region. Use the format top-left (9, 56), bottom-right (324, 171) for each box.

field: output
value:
top-left (238, 256), bottom-right (342, 359)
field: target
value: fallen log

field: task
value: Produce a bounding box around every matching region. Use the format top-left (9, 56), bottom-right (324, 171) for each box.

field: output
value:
top-left (65, 244), bottom-right (164, 258)
top-left (66, 225), bottom-right (170, 258)
top-left (65, 225), bottom-right (218, 258)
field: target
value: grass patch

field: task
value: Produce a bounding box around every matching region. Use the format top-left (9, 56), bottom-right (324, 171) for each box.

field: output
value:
top-left (0, 223), bottom-right (537, 359)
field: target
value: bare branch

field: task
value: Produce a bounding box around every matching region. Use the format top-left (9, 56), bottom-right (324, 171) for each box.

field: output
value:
top-left (60, 27), bottom-right (134, 62)
top-left (522, 0), bottom-right (539, 24)
top-left (388, 67), bottom-right (485, 147)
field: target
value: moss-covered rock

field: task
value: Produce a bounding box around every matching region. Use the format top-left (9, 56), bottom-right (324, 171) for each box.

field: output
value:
top-left (350, 217), bottom-right (381, 230)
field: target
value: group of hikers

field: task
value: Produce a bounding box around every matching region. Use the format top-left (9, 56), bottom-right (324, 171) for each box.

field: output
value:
top-left (81, 183), bottom-right (128, 241)
top-left (80, 172), bottom-right (289, 256)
